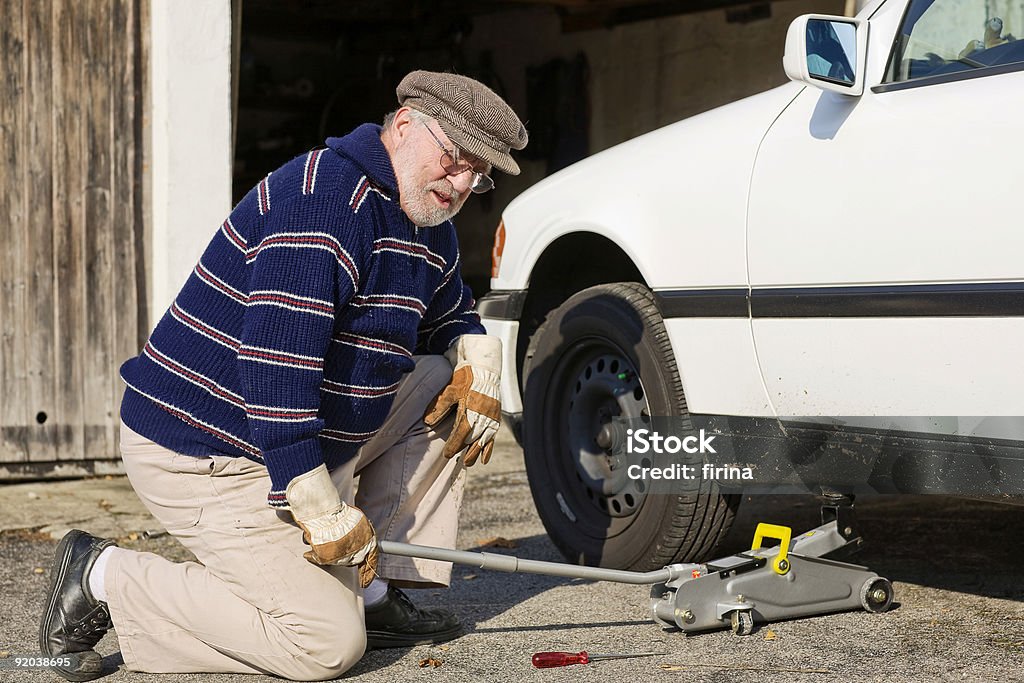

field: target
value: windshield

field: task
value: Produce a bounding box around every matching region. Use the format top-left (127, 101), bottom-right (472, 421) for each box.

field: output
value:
top-left (885, 0), bottom-right (1024, 82)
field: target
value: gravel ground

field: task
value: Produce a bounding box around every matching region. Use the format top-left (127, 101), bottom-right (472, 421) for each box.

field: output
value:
top-left (2, 427), bottom-right (1023, 682)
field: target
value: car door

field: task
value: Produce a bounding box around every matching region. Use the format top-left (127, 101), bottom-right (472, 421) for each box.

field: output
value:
top-left (746, 0), bottom-right (1024, 420)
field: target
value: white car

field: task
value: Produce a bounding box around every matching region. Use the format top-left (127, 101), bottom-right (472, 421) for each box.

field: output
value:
top-left (478, 0), bottom-right (1024, 570)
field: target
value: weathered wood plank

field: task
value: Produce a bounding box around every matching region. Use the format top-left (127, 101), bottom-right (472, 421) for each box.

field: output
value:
top-left (0, 0), bottom-right (29, 462)
top-left (51, 0), bottom-right (87, 461)
top-left (25, 0), bottom-right (59, 461)
top-left (82, 0), bottom-right (116, 460)
top-left (111, 0), bottom-right (140, 452)
top-left (2, 0), bottom-right (146, 470)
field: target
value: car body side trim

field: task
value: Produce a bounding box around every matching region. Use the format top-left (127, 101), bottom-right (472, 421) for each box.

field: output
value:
top-left (656, 289), bottom-right (750, 318)
top-left (481, 282), bottom-right (1024, 322)
top-left (653, 282), bottom-right (1024, 319)
top-left (751, 281), bottom-right (1024, 317)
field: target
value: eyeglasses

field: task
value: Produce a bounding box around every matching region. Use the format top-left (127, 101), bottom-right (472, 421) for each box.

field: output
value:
top-left (424, 124), bottom-right (495, 194)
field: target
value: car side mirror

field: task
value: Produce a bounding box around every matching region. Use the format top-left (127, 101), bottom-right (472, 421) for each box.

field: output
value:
top-left (784, 14), bottom-right (868, 96)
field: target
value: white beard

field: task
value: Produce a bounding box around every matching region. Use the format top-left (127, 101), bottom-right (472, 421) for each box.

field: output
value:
top-left (393, 144), bottom-right (464, 227)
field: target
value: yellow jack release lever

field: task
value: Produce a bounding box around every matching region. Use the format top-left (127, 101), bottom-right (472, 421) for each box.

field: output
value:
top-left (751, 523), bottom-right (792, 575)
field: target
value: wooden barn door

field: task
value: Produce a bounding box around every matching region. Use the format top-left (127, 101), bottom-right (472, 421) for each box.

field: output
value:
top-left (0, 0), bottom-right (147, 478)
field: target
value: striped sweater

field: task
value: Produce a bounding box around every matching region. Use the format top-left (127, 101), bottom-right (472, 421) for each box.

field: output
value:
top-left (119, 123), bottom-right (484, 506)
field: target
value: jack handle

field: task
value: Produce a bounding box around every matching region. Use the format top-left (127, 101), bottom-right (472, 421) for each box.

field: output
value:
top-left (751, 523), bottom-right (792, 575)
top-left (378, 540), bottom-right (696, 585)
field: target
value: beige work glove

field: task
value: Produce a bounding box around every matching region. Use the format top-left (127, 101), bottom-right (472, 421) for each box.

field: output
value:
top-left (284, 464), bottom-right (378, 587)
top-left (423, 334), bottom-right (502, 467)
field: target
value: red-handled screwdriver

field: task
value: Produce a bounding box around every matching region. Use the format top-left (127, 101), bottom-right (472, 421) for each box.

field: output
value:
top-left (532, 650), bottom-right (666, 668)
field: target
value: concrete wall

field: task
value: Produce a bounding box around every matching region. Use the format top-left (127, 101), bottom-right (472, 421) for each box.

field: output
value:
top-left (454, 0), bottom-right (846, 285)
top-left (148, 0), bottom-right (233, 321)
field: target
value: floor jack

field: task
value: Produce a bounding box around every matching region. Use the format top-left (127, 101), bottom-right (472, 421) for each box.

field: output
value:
top-left (379, 500), bottom-right (894, 635)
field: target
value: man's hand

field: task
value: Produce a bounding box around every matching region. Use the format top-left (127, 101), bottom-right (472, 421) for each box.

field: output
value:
top-left (423, 335), bottom-right (502, 466)
top-left (285, 464), bottom-right (378, 587)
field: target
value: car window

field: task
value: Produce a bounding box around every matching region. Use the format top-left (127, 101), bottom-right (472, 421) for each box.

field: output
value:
top-left (884, 0), bottom-right (1024, 82)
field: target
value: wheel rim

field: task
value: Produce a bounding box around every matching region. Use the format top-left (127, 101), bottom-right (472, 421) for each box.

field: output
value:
top-left (557, 338), bottom-right (650, 523)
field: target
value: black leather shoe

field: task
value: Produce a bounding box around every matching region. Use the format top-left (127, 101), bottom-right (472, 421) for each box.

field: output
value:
top-left (40, 530), bottom-right (117, 681)
top-left (364, 586), bottom-right (462, 649)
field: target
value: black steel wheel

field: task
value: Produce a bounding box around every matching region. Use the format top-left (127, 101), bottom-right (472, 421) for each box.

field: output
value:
top-left (522, 282), bottom-right (737, 571)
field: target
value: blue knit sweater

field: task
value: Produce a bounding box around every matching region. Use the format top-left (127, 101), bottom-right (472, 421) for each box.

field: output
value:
top-left (120, 124), bottom-right (484, 506)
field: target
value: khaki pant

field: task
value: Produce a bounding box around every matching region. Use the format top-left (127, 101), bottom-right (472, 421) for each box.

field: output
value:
top-left (106, 356), bottom-right (462, 680)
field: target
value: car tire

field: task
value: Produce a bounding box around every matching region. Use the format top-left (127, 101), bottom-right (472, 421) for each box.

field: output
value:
top-left (522, 282), bottom-right (738, 571)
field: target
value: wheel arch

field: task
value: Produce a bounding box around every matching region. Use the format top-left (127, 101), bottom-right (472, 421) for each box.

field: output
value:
top-left (517, 232), bottom-right (648, 389)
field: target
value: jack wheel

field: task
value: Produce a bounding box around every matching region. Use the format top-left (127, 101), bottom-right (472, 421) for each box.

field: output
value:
top-left (860, 576), bottom-right (894, 613)
top-left (730, 609), bottom-right (754, 636)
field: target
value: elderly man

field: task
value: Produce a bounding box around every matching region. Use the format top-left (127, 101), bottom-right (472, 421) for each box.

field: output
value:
top-left (40, 70), bottom-right (527, 681)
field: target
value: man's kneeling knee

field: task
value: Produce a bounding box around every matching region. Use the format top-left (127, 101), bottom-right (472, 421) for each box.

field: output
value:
top-left (285, 629), bottom-right (366, 682)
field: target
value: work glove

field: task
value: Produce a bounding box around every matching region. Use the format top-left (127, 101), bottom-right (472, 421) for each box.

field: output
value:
top-left (284, 464), bottom-right (378, 587)
top-left (423, 334), bottom-right (502, 467)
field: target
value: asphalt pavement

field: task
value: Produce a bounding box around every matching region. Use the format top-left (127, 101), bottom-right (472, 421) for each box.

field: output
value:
top-left (2, 427), bottom-right (1023, 682)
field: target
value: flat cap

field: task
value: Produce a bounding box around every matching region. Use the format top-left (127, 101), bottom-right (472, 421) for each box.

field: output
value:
top-left (397, 70), bottom-right (528, 175)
